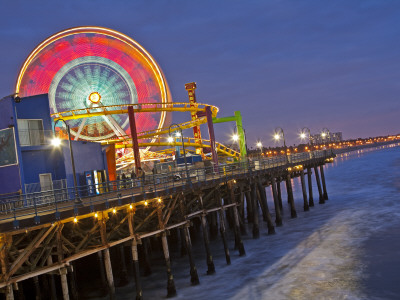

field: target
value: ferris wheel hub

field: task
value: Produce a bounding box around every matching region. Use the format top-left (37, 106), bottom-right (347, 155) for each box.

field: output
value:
top-left (89, 92), bottom-right (101, 104)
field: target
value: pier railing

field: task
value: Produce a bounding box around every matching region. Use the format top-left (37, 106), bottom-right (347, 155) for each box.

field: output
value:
top-left (0, 149), bottom-right (333, 223)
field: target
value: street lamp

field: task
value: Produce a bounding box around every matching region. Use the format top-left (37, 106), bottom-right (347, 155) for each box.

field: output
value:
top-left (321, 128), bottom-right (331, 145)
top-left (256, 140), bottom-right (263, 155)
top-left (300, 127), bottom-right (311, 149)
top-left (168, 123), bottom-right (191, 184)
top-left (273, 127), bottom-right (286, 148)
top-left (52, 119), bottom-right (82, 206)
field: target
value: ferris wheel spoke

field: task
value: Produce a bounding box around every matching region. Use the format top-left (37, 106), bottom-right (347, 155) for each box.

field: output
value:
top-left (102, 115), bottom-right (127, 139)
top-left (74, 117), bottom-right (88, 141)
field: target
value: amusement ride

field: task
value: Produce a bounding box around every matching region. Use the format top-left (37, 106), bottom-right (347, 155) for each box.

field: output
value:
top-left (14, 26), bottom-right (246, 172)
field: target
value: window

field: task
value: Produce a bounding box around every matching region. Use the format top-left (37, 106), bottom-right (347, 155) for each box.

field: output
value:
top-left (17, 119), bottom-right (44, 146)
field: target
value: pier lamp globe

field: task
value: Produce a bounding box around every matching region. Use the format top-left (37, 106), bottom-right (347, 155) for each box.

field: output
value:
top-left (274, 134), bottom-right (281, 141)
top-left (167, 136), bottom-right (174, 143)
top-left (51, 137), bottom-right (62, 147)
top-left (300, 133), bottom-right (306, 139)
top-left (232, 134), bottom-right (239, 142)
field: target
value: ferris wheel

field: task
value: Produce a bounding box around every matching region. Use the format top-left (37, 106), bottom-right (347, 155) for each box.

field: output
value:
top-left (15, 26), bottom-right (171, 143)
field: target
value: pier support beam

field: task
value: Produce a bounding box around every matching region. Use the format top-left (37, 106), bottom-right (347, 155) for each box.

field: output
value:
top-left (307, 167), bottom-right (314, 207)
top-left (320, 165), bottom-right (329, 200)
top-left (314, 166), bottom-right (325, 204)
top-left (218, 207), bottom-right (231, 265)
top-left (99, 214), bottom-right (115, 299)
top-left (286, 174), bottom-right (297, 218)
top-left (157, 207), bottom-right (177, 298)
top-left (271, 177), bottom-right (283, 226)
top-left (179, 194), bottom-right (200, 285)
top-left (250, 181), bottom-right (260, 238)
top-left (300, 170), bottom-right (309, 211)
top-left (256, 180), bottom-right (275, 234)
top-left (0, 235), bottom-right (14, 300)
top-left (56, 225), bottom-right (69, 300)
top-left (198, 194), bottom-right (216, 275)
top-left (47, 256), bottom-right (57, 300)
top-left (245, 191), bottom-right (253, 223)
top-left (228, 183), bottom-right (245, 256)
top-left (277, 179), bottom-right (283, 212)
top-left (128, 211), bottom-right (143, 300)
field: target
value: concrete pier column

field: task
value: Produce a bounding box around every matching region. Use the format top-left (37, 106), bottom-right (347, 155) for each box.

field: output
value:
top-left (307, 167), bottom-right (314, 207)
top-left (320, 165), bottom-right (329, 200)
top-left (161, 232), bottom-right (177, 297)
top-left (256, 180), bottom-right (275, 234)
top-left (285, 174), bottom-right (297, 218)
top-left (314, 166), bottom-right (325, 204)
top-left (218, 208), bottom-right (231, 265)
top-left (276, 179), bottom-right (283, 212)
top-left (103, 248), bottom-right (115, 300)
top-left (271, 177), bottom-right (283, 226)
top-left (300, 170), bottom-right (309, 211)
top-left (250, 181), bottom-right (260, 238)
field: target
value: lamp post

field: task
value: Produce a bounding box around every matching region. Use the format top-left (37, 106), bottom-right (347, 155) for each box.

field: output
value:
top-left (274, 127), bottom-right (286, 151)
top-left (52, 119), bottom-right (82, 206)
top-left (168, 123), bottom-right (191, 184)
top-left (321, 128), bottom-right (331, 147)
top-left (300, 127), bottom-right (311, 150)
top-left (256, 140), bottom-right (263, 156)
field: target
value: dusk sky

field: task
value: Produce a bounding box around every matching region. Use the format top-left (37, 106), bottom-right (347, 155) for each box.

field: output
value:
top-left (0, 0), bottom-right (399, 147)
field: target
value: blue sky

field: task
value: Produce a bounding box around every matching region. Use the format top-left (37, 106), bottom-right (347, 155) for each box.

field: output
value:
top-left (0, 0), bottom-right (399, 146)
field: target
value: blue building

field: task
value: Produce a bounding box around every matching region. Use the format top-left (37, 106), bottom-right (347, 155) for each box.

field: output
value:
top-left (0, 94), bottom-right (110, 197)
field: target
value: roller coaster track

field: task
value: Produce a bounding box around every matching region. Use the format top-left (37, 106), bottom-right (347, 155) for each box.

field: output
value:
top-left (51, 102), bottom-right (240, 159)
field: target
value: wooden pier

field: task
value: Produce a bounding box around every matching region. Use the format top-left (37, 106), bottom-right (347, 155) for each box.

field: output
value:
top-left (0, 150), bottom-right (334, 299)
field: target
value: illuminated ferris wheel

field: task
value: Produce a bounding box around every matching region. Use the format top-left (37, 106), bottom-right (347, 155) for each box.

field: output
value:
top-left (15, 26), bottom-right (172, 142)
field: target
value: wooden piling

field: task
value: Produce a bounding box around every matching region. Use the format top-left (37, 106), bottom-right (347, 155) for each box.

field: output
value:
top-left (228, 182), bottom-right (246, 256)
top-left (270, 177), bottom-right (283, 226)
top-left (128, 210), bottom-right (143, 300)
top-left (277, 179), bottom-right (283, 212)
top-left (245, 191), bottom-right (253, 223)
top-left (285, 174), bottom-right (297, 218)
top-left (250, 181), bottom-right (260, 238)
top-left (256, 180), bottom-right (275, 234)
top-left (307, 167), bottom-right (314, 207)
top-left (300, 170), bottom-right (309, 211)
top-left (314, 166), bottom-right (325, 204)
top-left (319, 164), bottom-right (328, 200)
top-left (99, 214), bottom-right (116, 299)
top-left (179, 195), bottom-right (199, 285)
top-left (199, 195), bottom-right (216, 275)
top-left (56, 225), bottom-right (69, 300)
top-left (157, 207), bottom-right (177, 298)
top-left (46, 256), bottom-right (57, 300)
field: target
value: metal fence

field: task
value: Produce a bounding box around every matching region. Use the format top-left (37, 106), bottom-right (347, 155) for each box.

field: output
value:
top-left (0, 149), bottom-right (333, 222)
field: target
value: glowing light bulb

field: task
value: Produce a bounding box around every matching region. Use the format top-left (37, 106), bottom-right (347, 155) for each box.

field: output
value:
top-left (73, 217), bottom-right (78, 223)
top-left (167, 136), bottom-right (173, 143)
top-left (88, 92), bottom-right (101, 103)
top-left (51, 137), bottom-right (61, 147)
